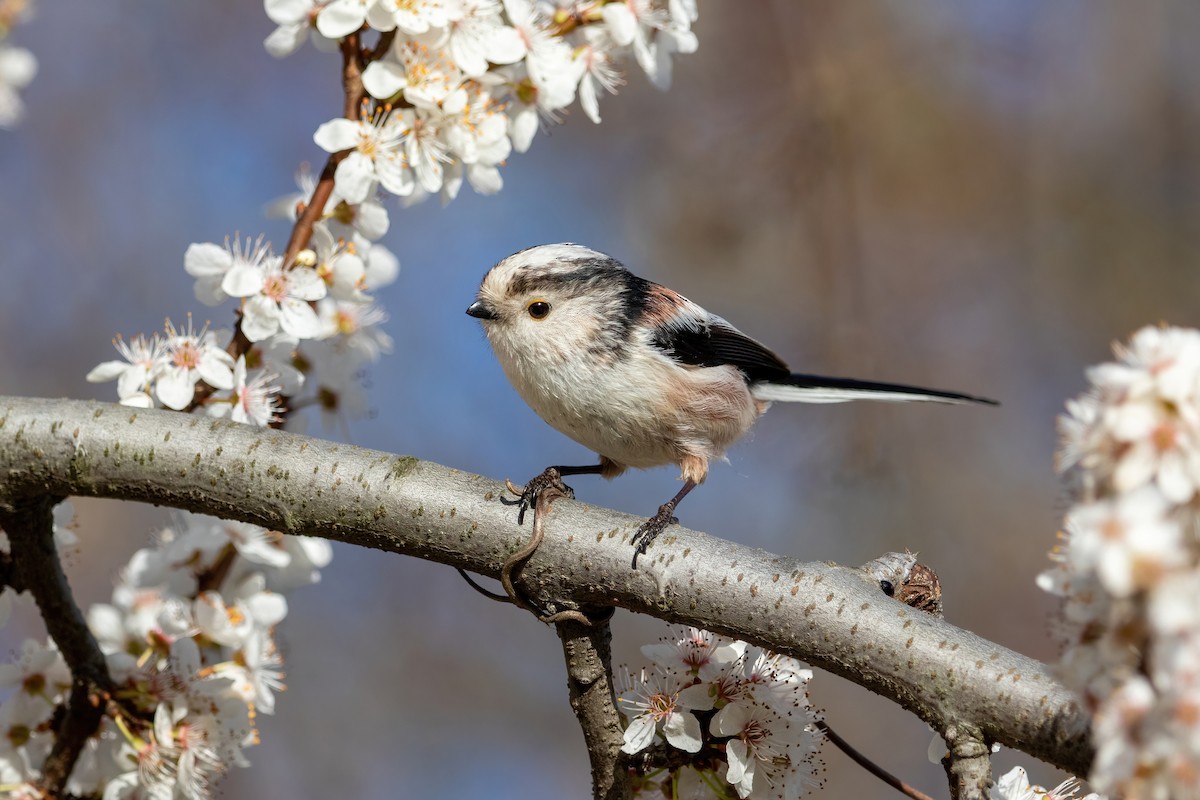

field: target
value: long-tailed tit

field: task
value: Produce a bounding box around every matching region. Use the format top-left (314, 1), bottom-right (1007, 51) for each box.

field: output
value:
top-left (467, 243), bottom-right (996, 568)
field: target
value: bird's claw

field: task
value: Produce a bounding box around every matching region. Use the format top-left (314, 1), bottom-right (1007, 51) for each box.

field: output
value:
top-left (503, 468), bottom-right (575, 525)
top-left (629, 504), bottom-right (680, 569)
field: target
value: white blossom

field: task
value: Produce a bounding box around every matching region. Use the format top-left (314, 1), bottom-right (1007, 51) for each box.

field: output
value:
top-left (206, 356), bottom-right (282, 427)
top-left (990, 766), bottom-right (1102, 800)
top-left (313, 107), bottom-right (413, 202)
top-left (263, 0), bottom-right (328, 57)
top-left (618, 667), bottom-right (713, 754)
top-left (184, 235), bottom-right (276, 307)
top-left (157, 318), bottom-right (236, 410)
top-left (87, 333), bottom-right (167, 408)
top-left (235, 257), bottom-right (327, 343)
top-left (712, 700), bottom-right (817, 800)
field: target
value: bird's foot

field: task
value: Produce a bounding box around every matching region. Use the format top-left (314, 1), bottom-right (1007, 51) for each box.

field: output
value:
top-left (629, 504), bottom-right (680, 569)
top-left (503, 467), bottom-right (576, 525)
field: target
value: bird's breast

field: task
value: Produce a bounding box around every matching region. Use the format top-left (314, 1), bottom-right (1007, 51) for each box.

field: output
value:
top-left (490, 338), bottom-right (762, 470)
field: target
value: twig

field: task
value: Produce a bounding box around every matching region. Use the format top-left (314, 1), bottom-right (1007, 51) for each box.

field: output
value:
top-left (816, 720), bottom-right (936, 800)
top-left (186, 30), bottom-right (368, 413)
top-left (555, 611), bottom-right (629, 800)
top-left (456, 567), bottom-right (514, 603)
top-left (1, 495), bottom-right (115, 797)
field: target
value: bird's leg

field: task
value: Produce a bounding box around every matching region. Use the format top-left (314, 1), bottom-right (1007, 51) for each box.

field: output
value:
top-left (504, 464), bottom-right (604, 525)
top-left (630, 480), bottom-right (698, 569)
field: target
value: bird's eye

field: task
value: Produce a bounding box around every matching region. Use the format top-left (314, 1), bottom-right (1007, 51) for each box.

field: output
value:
top-left (527, 300), bottom-right (551, 320)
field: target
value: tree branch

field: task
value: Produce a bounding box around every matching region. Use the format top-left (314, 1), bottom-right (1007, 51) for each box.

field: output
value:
top-left (941, 723), bottom-right (993, 800)
top-left (556, 613), bottom-right (630, 800)
top-left (0, 396), bottom-right (1093, 777)
top-left (0, 492), bottom-right (115, 796)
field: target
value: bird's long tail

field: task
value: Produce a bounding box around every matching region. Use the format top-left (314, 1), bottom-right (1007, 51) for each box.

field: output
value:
top-left (750, 373), bottom-right (997, 405)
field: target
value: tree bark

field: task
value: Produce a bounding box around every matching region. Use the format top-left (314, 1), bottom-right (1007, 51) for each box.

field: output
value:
top-left (0, 396), bottom-right (1093, 777)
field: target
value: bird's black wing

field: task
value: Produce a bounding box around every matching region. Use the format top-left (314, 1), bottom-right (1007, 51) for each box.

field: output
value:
top-left (651, 315), bottom-right (791, 383)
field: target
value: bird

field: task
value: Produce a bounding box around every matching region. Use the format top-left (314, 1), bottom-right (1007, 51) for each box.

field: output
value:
top-left (466, 243), bottom-right (996, 568)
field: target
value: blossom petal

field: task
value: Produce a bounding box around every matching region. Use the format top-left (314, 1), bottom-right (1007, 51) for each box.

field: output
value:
top-left (467, 164), bottom-right (502, 195)
top-left (265, 0), bottom-right (313, 25)
top-left (662, 710), bottom-right (702, 753)
top-left (313, 118), bottom-right (362, 153)
top-left (620, 714), bottom-right (657, 755)
top-left (356, 200), bottom-right (390, 240)
top-left (364, 244), bottom-right (399, 288)
top-left (362, 60), bottom-right (407, 100)
top-left (86, 361), bottom-right (129, 383)
top-left (333, 152), bottom-right (376, 204)
top-left (242, 296), bottom-right (282, 342)
top-left (485, 26), bottom-right (526, 65)
top-left (156, 368), bottom-right (196, 410)
top-left (184, 242), bottom-right (233, 277)
top-left (602, 3), bottom-right (636, 46)
top-left (278, 298), bottom-right (323, 339)
top-left (198, 354), bottom-right (235, 391)
top-left (222, 262), bottom-right (266, 299)
top-left (265, 23), bottom-right (309, 58)
top-left (376, 154), bottom-right (414, 197)
top-left (287, 267), bottom-right (328, 301)
top-left (677, 683), bottom-right (716, 712)
top-left (725, 740), bottom-right (754, 795)
top-left (315, 1), bottom-right (366, 38)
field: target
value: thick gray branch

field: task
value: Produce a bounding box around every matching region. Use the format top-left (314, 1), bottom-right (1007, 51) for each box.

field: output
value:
top-left (0, 397), bottom-right (1092, 776)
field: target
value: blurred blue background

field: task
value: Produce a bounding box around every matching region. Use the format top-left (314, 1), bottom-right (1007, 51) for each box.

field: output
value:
top-left (3, 1), bottom-right (1200, 797)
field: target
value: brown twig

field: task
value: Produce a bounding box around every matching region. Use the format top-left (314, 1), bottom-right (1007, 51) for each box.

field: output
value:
top-left (1, 495), bottom-right (115, 797)
top-left (186, 31), bottom-right (369, 414)
top-left (195, 542), bottom-right (238, 594)
top-left (816, 720), bottom-right (937, 800)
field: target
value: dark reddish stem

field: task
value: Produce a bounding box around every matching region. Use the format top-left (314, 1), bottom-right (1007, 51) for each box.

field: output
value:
top-left (817, 721), bottom-right (937, 800)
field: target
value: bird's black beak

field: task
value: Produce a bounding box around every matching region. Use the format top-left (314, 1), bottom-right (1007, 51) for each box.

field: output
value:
top-left (466, 300), bottom-right (498, 320)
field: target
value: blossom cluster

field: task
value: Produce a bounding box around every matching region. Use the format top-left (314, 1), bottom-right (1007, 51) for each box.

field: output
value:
top-left (1042, 325), bottom-right (1200, 798)
top-left (87, 207), bottom-right (398, 428)
top-left (0, 0), bottom-right (37, 128)
top-left (618, 627), bottom-right (821, 799)
top-left (989, 766), bottom-right (1101, 800)
top-left (0, 507), bottom-right (331, 799)
top-left (266, 0), bottom-right (699, 207)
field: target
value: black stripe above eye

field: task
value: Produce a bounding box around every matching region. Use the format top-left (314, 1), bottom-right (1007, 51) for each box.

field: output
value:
top-left (506, 258), bottom-right (632, 298)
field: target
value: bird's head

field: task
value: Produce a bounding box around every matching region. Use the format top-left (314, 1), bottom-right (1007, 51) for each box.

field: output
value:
top-left (467, 243), bottom-right (645, 364)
